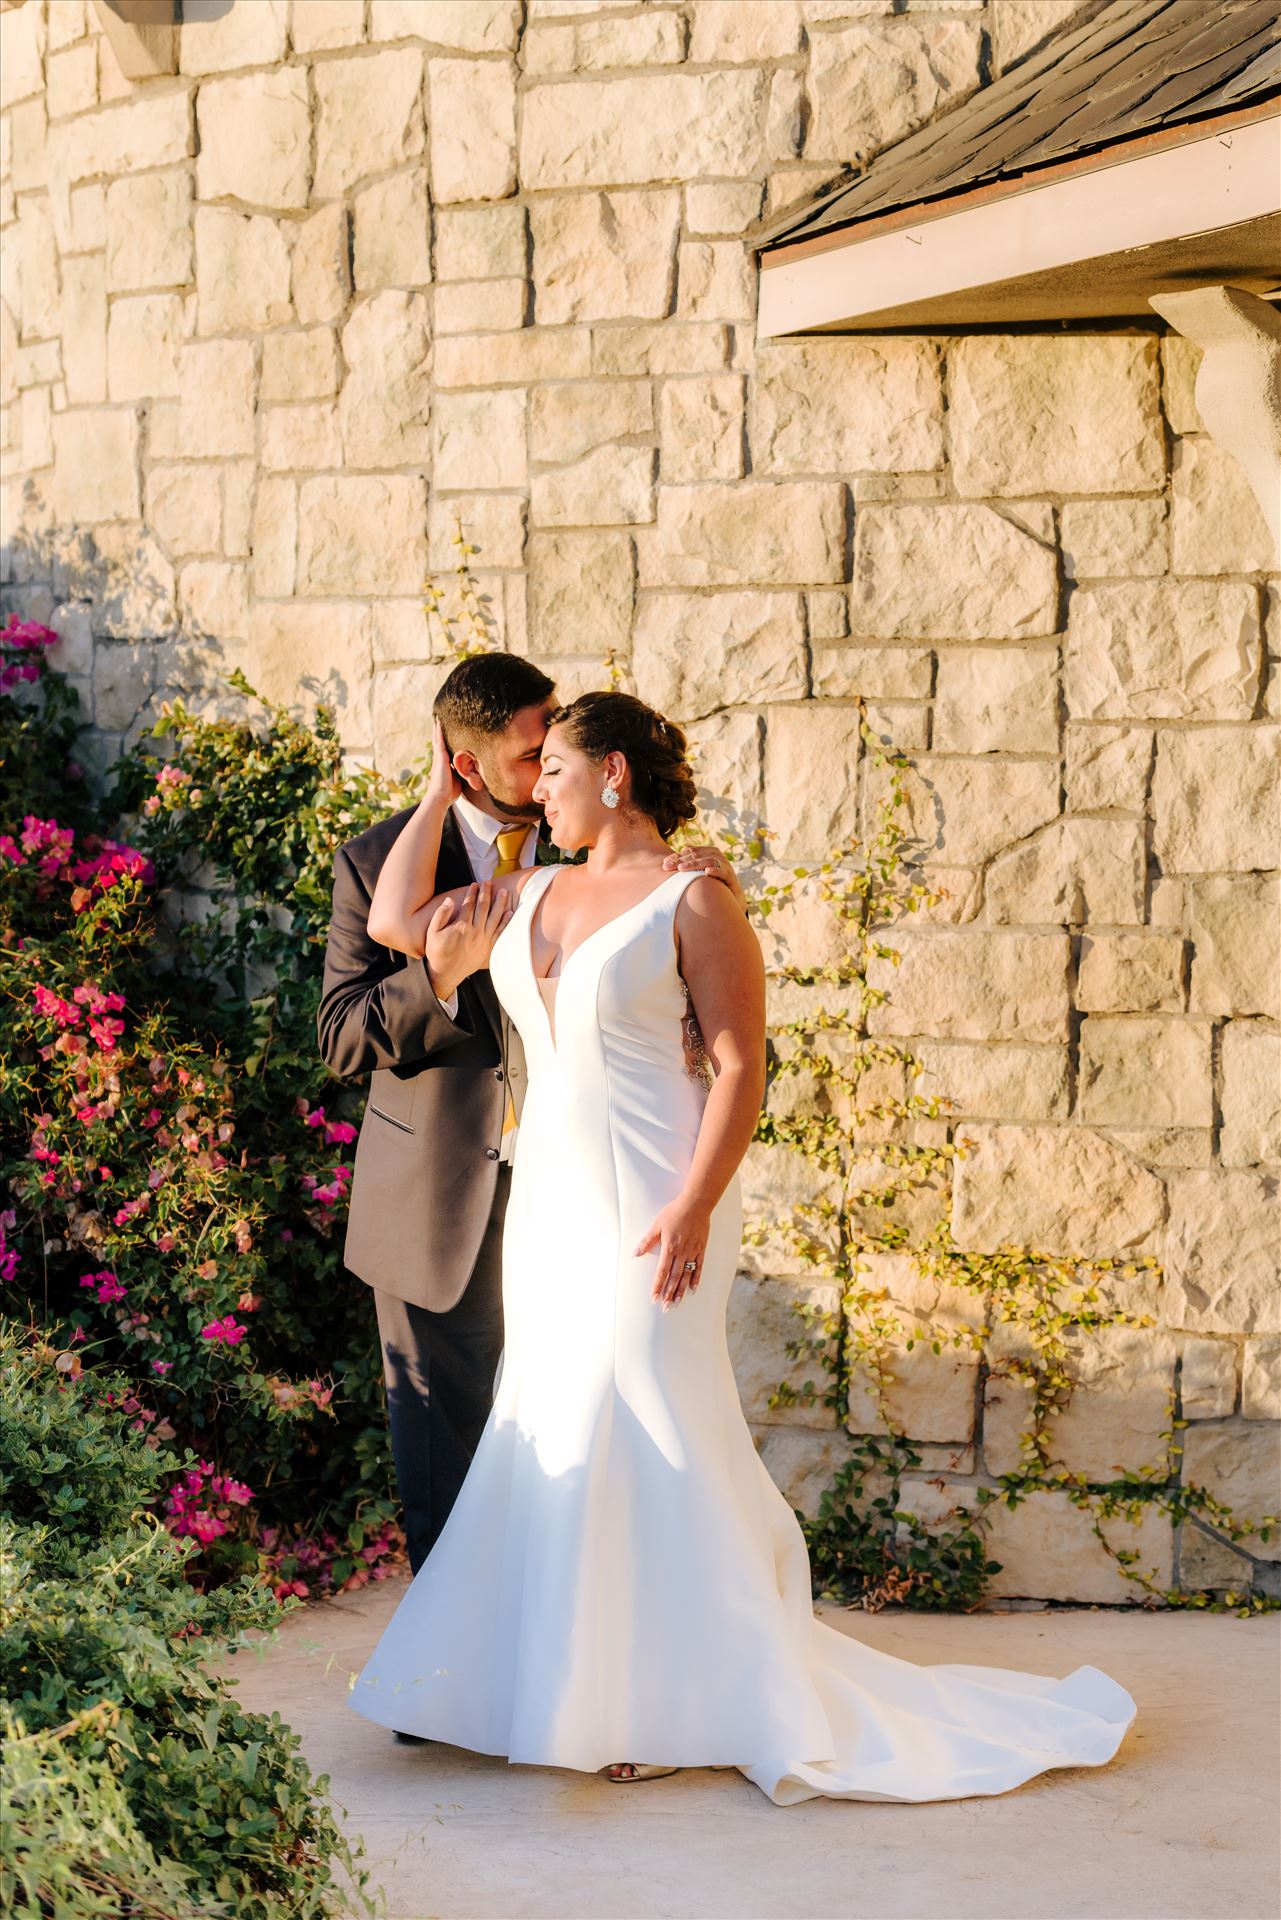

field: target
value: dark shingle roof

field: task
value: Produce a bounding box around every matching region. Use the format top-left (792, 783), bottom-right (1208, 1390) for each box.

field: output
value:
top-left (750, 0), bottom-right (1281, 256)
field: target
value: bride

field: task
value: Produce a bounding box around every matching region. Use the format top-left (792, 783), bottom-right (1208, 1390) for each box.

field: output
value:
top-left (350, 689), bottom-right (1136, 1804)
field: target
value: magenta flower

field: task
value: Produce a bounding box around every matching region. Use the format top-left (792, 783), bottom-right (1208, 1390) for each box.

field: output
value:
top-left (304, 1108), bottom-right (327, 1129)
top-left (325, 1119), bottom-right (359, 1145)
top-left (79, 1269), bottom-right (127, 1305)
top-left (2, 615), bottom-right (58, 651)
top-left (200, 1315), bottom-right (246, 1346)
top-left (0, 834), bottom-right (23, 865)
top-left (152, 1359), bottom-right (174, 1374)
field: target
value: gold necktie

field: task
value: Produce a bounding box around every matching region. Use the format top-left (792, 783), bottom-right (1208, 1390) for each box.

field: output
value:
top-left (493, 825), bottom-right (530, 879)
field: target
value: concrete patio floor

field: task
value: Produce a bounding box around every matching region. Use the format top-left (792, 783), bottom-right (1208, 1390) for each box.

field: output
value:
top-left (228, 1579), bottom-right (1279, 1920)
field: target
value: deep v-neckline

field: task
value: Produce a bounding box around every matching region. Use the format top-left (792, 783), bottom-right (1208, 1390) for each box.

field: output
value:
top-left (525, 867), bottom-right (685, 1049)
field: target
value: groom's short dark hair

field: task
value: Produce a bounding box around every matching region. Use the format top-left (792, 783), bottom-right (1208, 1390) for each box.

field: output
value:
top-left (434, 654), bottom-right (555, 753)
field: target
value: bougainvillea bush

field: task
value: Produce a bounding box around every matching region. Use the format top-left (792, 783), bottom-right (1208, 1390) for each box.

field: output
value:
top-left (0, 614), bottom-right (415, 1598)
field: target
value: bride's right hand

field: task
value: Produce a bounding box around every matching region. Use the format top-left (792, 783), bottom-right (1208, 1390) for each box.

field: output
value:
top-left (425, 716), bottom-right (464, 809)
top-left (424, 882), bottom-right (514, 995)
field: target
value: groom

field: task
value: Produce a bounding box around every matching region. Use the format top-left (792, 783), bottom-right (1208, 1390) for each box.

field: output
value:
top-left (319, 653), bottom-right (743, 1584)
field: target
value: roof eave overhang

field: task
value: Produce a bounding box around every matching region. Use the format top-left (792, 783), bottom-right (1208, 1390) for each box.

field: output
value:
top-left (756, 103), bottom-right (1281, 337)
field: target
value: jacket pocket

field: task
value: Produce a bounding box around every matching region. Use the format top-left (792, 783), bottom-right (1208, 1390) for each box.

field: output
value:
top-left (367, 1067), bottom-right (417, 1133)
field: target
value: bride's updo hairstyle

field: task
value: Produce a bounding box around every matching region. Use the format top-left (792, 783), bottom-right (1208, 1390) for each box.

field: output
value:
top-left (547, 691), bottom-right (698, 842)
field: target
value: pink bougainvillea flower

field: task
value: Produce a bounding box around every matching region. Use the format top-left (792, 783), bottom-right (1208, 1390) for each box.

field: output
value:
top-left (33, 985), bottom-right (83, 1029)
top-left (200, 1315), bottom-right (246, 1346)
top-left (20, 816), bottom-right (76, 876)
top-left (324, 1119), bottom-right (359, 1145)
top-left (152, 1359), bottom-right (174, 1374)
top-left (0, 833), bottom-right (24, 865)
top-left (79, 1269), bottom-right (126, 1305)
top-left (2, 615), bottom-right (58, 650)
top-left (304, 1108), bottom-right (327, 1129)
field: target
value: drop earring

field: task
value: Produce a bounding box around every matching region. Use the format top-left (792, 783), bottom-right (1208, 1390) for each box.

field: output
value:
top-left (601, 784), bottom-right (620, 809)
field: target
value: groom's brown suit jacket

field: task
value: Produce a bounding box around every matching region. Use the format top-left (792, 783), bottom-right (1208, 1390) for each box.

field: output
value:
top-left (317, 806), bottom-right (531, 1313)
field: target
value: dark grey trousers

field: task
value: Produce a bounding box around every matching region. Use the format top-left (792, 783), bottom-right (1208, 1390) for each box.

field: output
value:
top-left (373, 1165), bottom-right (509, 1575)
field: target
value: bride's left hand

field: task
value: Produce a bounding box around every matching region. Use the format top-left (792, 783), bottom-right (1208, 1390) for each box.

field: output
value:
top-left (662, 844), bottom-right (747, 914)
top-left (634, 1198), bottom-right (711, 1311)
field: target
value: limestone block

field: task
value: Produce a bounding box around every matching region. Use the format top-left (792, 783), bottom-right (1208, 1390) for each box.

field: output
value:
top-left (106, 169), bottom-right (192, 292)
top-left (633, 592), bottom-right (804, 723)
top-left (982, 1489), bottom-right (1173, 1602)
top-left (68, 94), bottom-right (191, 180)
top-left (914, 1040), bottom-right (1069, 1124)
top-left (849, 1336), bottom-right (979, 1446)
top-left (1187, 876), bottom-right (1280, 1019)
top-left (261, 328), bottom-right (339, 405)
top-left (435, 329), bottom-right (592, 388)
top-left (1180, 1421), bottom-right (1281, 1559)
top-left (643, 482), bottom-right (845, 589)
top-left (0, 2), bottom-right (44, 108)
top-left (806, 20), bottom-right (981, 166)
top-left (146, 464), bottom-right (220, 559)
top-left (853, 505), bottom-right (1056, 640)
top-left (869, 929), bottom-right (1069, 1046)
top-left (68, 183), bottom-right (106, 256)
top-left (428, 495), bottom-right (527, 573)
top-left (807, 590), bottom-right (849, 644)
top-left (17, 386), bottom-right (53, 470)
top-left (520, 72), bottom-right (765, 190)
top-left (1221, 1023), bottom-right (1281, 1167)
top-left (812, 643), bottom-right (930, 700)
top-left (178, 560), bottom-right (248, 642)
top-left (1077, 933), bottom-right (1184, 1015)
top-left (1171, 437), bottom-right (1275, 576)
top-left (434, 203), bottom-right (527, 281)
top-left (47, 41), bottom-right (99, 119)
top-left (1061, 497), bottom-right (1168, 579)
top-left (351, 168), bottom-right (431, 292)
top-left (291, 0), bottom-right (366, 52)
top-left (984, 1327), bottom-right (1178, 1481)
top-left (1164, 1170), bottom-right (1280, 1336)
top-left (372, 660), bottom-right (454, 779)
top-left (685, 181), bottom-right (764, 236)
top-left (106, 293), bottom-right (182, 403)
top-left (880, 756), bottom-right (1060, 870)
top-left (1153, 727), bottom-right (1279, 874)
top-left (952, 1123), bottom-right (1163, 1256)
top-left (260, 405), bottom-right (343, 472)
top-left (689, 707), bottom-right (764, 826)
top-left (749, 339), bottom-right (942, 478)
top-left (370, 600), bottom-right (435, 665)
top-left (986, 818), bottom-right (1145, 927)
top-left (435, 280), bottom-right (526, 335)
top-left (689, 0), bottom-right (801, 59)
top-left (51, 411), bottom-right (140, 522)
top-left (656, 373), bottom-right (744, 484)
top-left (1064, 724), bottom-right (1153, 813)
top-left (1181, 1338), bottom-right (1238, 1420)
top-left (989, 0), bottom-right (1094, 72)
top-left (532, 190), bottom-right (679, 325)
top-left (932, 645), bottom-right (1057, 754)
top-left (338, 291), bottom-right (433, 469)
top-left (149, 339), bottom-right (255, 460)
top-left (754, 1428), bottom-right (847, 1521)
top-left (766, 68), bottom-right (805, 163)
top-left (314, 49), bottom-right (424, 198)
top-left (246, 599), bottom-right (372, 747)
top-left (1178, 1523), bottom-right (1254, 1592)
top-left (196, 69), bottom-right (310, 211)
top-left (45, 601), bottom-right (94, 675)
top-left (19, 198), bottom-right (60, 344)
top-left (87, 526), bottom-right (176, 639)
top-left (593, 322), bottom-right (731, 378)
top-left (727, 1274), bottom-right (841, 1428)
top-left (755, 874), bottom-right (862, 977)
top-left (195, 208), bottom-right (291, 334)
top-left (675, 240), bottom-right (757, 324)
top-left (370, 0), bottom-right (522, 51)
top-left (525, 9), bottom-right (687, 72)
top-left (530, 379), bottom-right (652, 465)
top-left (251, 475), bottom-right (296, 598)
top-left (93, 641), bottom-right (153, 732)
top-left (1065, 582), bottom-right (1260, 722)
top-left (739, 1141), bottom-right (844, 1279)
top-left (180, 0), bottom-right (286, 72)
top-left (531, 445), bottom-right (655, 528)
top-left (1162, 334), bottom-right (1204, 434)
top-left (433, 388), bottom-right (527, 490)
top-left (762, 704), bottom-right (860, 862)
top-left (10, 95), bottom-right (46, 196)
top-left (951, 335), bottom-right (1163, 497)
top-left (1078, 1017), bottom-right (1211, 1129)
top-left (526, 529), bottom-right (633, 659)
top-left (297, 475), bottom-right (426, 597)
top-left (429, 57), bottom-right (516, 203)
top-left (1243, 1340), bottom-right (1281, 1420)
top-left (291, 205), bottom-right (351, 327)
top-left (59, 254), bottom-right (107, 405)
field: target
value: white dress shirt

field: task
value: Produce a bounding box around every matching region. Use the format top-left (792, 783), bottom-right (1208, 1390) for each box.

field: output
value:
top-left (435, 795), bottom-right (540, 1163)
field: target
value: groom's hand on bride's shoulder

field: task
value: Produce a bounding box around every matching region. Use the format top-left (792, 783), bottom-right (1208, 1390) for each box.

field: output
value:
top-left (662, 845), bottom-right (747, 914)
top-left (423, 882), bottom-right (514, 999)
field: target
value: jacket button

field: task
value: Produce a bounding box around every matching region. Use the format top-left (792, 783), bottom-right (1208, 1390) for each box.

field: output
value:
top-left (493, 1068), bottom-right (504, 1081)
top-left (485, 1147), bottom-right (499, 1160)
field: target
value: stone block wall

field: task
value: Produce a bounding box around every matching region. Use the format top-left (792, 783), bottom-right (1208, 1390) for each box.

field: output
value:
top-left (2, 0), bottom-right (1277, 1601)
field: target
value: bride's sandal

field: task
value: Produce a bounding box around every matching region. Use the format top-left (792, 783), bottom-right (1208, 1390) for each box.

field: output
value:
top-left (603, 1762), bottom-right (678, 1783)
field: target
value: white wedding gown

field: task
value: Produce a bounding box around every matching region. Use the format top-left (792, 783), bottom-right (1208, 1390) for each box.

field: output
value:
top-left (350, 866), bottom-right (1136, 1804)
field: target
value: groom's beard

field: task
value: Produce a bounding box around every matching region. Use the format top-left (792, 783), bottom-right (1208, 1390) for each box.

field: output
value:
top-left (480, 781), bottom-right (544, 826)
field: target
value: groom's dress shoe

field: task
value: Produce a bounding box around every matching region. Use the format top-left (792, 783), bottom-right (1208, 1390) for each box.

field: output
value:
top-left (393, 1729), bottom-right (431, 1745)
